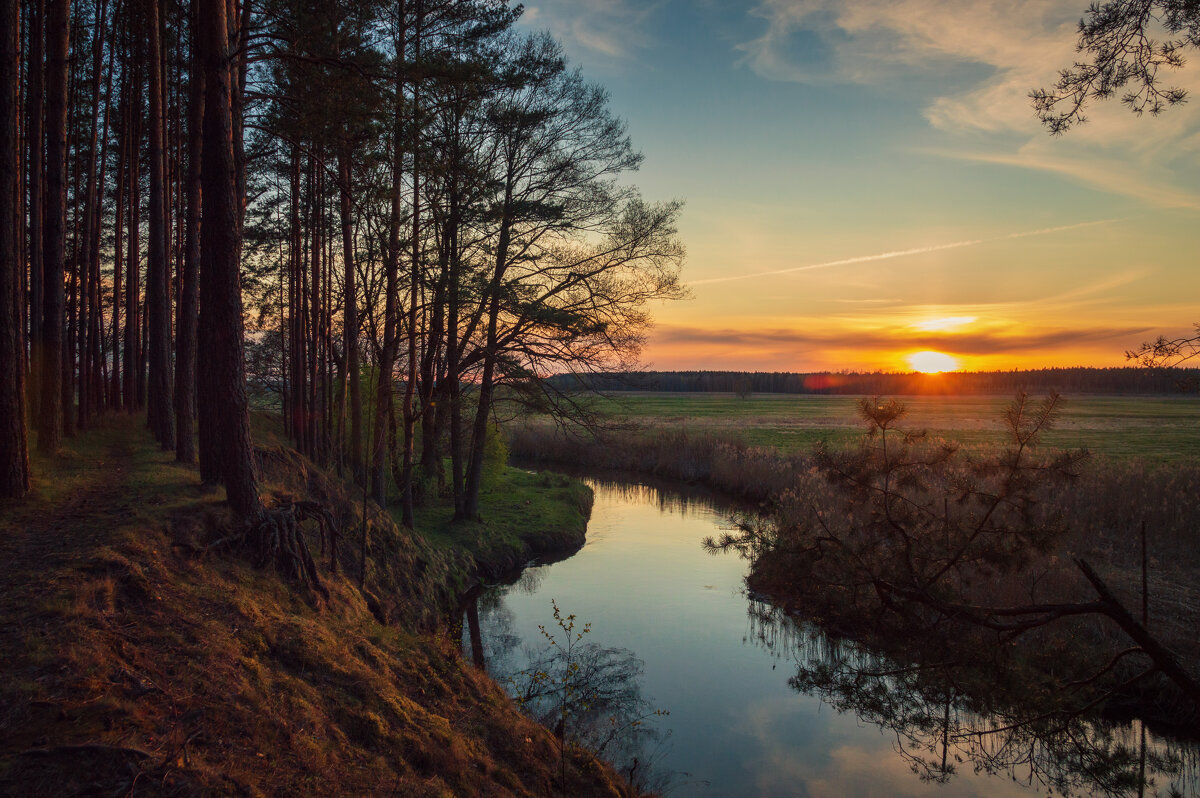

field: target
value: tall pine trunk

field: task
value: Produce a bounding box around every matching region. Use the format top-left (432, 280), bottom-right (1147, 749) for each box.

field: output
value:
top-left (400, 0), bottom-right (422, 527)
top-left (146, 0), bottom-right (174, 448)
top-left (37, 0), bottom-right (69, 453)
top-left (110, 107), bottom-right (123, 408)
top-left (0, 0), bottom-right (30, 497)
top-left (337, 149), bottom-right (362, 486)
top-left (87, 5), bottom-right (112, 418)
top-left (123, 61), bottom-right (140, 413)
top-left (373, 30), bottom-right (403, 505)
top-left (26, 0), bottom-right (43, 415)
top-left (76, 0), bottom-right (105, 429)
top-left (174, 1), bottom-right (202, 463)
top-left (197, 0), bottom-right (259, 517)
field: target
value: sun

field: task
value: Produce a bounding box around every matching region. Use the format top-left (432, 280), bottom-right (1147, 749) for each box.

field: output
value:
top-left (907, 350), bottom-right (959, 373)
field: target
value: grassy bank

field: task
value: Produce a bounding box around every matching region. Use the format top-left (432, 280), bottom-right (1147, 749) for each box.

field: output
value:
top-left (0, 415), bottom-right (631, 797)
top-left (413, 469), bottom-right (594, 583)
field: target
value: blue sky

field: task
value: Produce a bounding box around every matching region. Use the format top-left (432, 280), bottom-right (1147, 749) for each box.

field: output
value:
top-left (521, 0), bottom-right (1200, 371)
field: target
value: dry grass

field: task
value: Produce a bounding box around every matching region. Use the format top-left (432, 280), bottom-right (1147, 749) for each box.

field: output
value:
top-left (0, 415), bottom-right (635, 797)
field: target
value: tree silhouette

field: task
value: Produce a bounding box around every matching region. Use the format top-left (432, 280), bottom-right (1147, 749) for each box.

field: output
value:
top-left (1032, 1), bottom-right (1200, 134)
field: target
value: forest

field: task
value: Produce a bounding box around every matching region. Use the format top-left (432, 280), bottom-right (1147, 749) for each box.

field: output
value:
top-left (0, 0), bottom-right (685, 523)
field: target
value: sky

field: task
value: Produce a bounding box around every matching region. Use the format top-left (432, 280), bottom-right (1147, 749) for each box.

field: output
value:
top-left (519, 0), bottom-right (1200, 373)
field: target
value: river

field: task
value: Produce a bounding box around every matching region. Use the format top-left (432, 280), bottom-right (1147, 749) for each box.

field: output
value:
top-left (459, 473), bottom-right (1198, 797)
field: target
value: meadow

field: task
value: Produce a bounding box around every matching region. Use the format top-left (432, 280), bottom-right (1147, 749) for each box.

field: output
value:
top-left (588, 392), bottom-right (1200, 461)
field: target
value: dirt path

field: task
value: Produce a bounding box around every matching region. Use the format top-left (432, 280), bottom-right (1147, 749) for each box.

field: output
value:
top-left (0, 423), bottom-right (137, 625)
top-left (0, 420), bottom-right (179, 795)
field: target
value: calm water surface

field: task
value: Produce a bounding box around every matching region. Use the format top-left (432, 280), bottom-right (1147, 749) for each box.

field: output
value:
top-left (461, 475), bottom-right (1198, 797)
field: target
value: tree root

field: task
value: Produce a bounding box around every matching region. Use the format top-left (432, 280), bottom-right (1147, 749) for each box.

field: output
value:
top-left (206, 501), bottom-right (339, 598)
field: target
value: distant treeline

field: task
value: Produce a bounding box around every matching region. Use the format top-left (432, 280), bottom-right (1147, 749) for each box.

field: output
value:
top-left (552, 368), bottom-right (1200, 396)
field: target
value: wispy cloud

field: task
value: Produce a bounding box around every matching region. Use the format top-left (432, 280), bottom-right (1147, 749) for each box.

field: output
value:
top-left (689, 217), bottom-right (1122, 286)
top-left (739, 0), bottom-right (1079, 108)
top-left (738, 0), bottom-right (1200, 205)
top-left (927, 147), bottom-right (1200, 210)
top-left (522, 0), bottom-right (660, 67)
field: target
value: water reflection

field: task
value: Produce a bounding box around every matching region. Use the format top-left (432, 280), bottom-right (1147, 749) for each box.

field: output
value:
top-left (460, 474), bottom-right (1199, 797)
top-left (461, 586), bottom-right (673, 793)
top-left (747, 600), bottom-right (1198, 797)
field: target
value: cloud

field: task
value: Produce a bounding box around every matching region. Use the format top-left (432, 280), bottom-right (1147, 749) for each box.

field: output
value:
top-left (653, 323), bottom-right (1147, 356)
top-left (738, 0), bottom-right (1200, 206)
top-left (926, 147), bottom-right (1200, 210)
top-left (522, 0), bottom-right (660, 66)
top-left (739, 0), bottom-right (1080, 109)
top-left (688, 217), bottom-right (1122, 286)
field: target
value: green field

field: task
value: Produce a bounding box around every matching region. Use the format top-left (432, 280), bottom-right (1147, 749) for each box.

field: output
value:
top-left (591, 392), bottom-right (1200, 461)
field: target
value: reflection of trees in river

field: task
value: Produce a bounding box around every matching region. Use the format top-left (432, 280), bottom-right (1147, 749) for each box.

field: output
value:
top-left (508, 640), bottom-right (671, 794)
top-left (463, 589), bottom-right (674, 793)
top-left (512, 565), bottom-right (546, 596)
top-left (746, 600), bottom-right (1198, 797)
top-left (587, 477), bottom-right (730, 519)
top-left (468, 592), bottom-right (522, 676)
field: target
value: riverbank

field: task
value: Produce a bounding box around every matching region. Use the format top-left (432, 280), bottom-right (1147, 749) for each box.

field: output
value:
top-left (509, 418), bottom-right (1200, 730)
top-left (0, 415), bottom-right (631, 796)
top-left (413, 469), bottom-right (594, 584)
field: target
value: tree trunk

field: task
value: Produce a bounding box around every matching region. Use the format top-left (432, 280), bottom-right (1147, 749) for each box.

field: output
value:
top-left (0, 0), bottom-right (30, 497)
top-left (400, 0), bottom-right (422, 527)
top-left (87, 5), bottom-right (113, 417)
top-left (76, 0), bottom-right (106, 429)
top-left (110, 112), bottom-right (123, 408)
top-left (337, 148), bottom-right (362, 486)
top-left (446, 103), bottom-right (464, 512)
top-left (197, 0), bottom-right (259, 516)
top-left (146, 0), bottom-right (174, 449)
top-left (373, 88), bottom-right (401, 505)
top-left (37, 0), bottom-right (68, 453)
top-left (174, 0), bottom-right (202, 463)
top-left (461, 171), bottom-right (512, 522)
top-left (123, 60), bottom-right (140, 413)
top-left (26, 0), bottom-right (43, 415)
top-left (287, 144), bottom-right (303, 453)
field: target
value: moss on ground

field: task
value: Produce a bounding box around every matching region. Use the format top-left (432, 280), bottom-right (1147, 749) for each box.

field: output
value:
top-left (0, 414), bottom-right (627, 797)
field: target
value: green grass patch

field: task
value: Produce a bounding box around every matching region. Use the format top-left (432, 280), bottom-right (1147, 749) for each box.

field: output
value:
top-left (407, 468), bottom-right (593, 575)
top-left (587, 392), bottom-right (1200, 460)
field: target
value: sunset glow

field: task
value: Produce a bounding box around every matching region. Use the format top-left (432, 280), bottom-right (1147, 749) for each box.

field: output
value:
top-left (534, 1), bottom-right (1200, 372)
top-left (907, 351), bottom-right (959, 373)
top-left (911, 316), bottom-right (977, 332)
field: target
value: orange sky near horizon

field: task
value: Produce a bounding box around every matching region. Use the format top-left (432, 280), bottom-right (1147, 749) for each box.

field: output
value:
top-left (638, 213), bottom-right (1200, 374)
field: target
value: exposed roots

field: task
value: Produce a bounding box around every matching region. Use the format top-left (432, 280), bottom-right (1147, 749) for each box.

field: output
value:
top-left (206, 501), bottom-right (340, 598)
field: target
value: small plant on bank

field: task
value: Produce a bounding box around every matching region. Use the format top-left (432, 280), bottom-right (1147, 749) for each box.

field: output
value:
top-left (509, 599), bottom-right (670, 794)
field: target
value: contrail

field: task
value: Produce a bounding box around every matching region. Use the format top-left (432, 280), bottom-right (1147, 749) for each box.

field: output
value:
top-left (689, 218), bottom-right (1123, 286)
